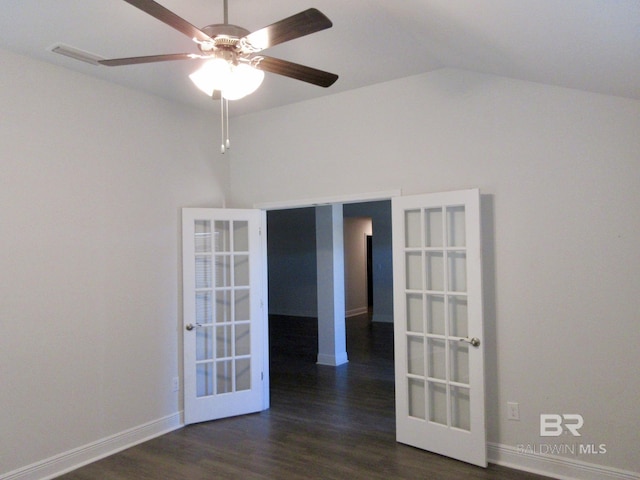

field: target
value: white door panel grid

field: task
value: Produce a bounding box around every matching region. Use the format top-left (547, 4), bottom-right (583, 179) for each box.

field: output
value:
top-left (392, 189), bottom-right (486, 467)
top-left (182, 208), bottom-right (268, 425)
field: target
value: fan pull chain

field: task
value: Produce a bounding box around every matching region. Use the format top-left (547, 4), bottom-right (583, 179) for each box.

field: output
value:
top-left (225, 98), bottom-right (230, 150)
top-left (219, 96), bottom-right (231, 154)
top-left (220, 94), bottom-right (225, 154)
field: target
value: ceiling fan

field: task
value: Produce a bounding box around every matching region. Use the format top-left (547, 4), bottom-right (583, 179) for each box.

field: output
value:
top-left (92, 0), bottom-right (338, 152)
top-left (98, 0), bottom-right (339, 100)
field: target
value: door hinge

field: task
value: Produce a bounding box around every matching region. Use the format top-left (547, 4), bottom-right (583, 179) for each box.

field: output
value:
top-left (261, 372), bottom-right (264, 380)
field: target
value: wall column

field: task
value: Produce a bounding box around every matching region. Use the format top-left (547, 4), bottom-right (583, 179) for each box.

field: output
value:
top-left (315, 204), bottom-right (348, 366)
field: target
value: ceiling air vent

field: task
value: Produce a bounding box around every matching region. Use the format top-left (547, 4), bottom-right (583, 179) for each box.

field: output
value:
top-left (49, 44), bottom-right (104, 65)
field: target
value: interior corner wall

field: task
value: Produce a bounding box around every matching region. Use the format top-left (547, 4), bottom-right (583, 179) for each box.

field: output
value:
top-left (343, 216), bottom-right (372, 317)
top-left (228, 68), bottom-right (640, 475)
top-left (0, 48), bottom-right (227, 476)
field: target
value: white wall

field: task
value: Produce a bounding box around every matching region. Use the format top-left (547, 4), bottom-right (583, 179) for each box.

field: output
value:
top-left (0, 48), bottom-right (226, 476)
top-left (228, 69), bottom-right (640, 475)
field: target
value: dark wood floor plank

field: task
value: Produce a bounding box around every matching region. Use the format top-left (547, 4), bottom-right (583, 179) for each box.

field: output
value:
top-left (58, 314), bottom-right (550, 480)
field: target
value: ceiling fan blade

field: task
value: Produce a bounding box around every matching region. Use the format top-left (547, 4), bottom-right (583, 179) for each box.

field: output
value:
top-left (123, 0), bottom-right (213, 43)
top-left (255, 56), bottom-right (338, 88)
top-left (240, 8), bottom-right (332, 53)
top-left (99, 53), bottom-right (196, 66)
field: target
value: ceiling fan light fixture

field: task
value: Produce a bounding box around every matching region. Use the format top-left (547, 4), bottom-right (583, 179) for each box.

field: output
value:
top-left (189, 58), bottom-right (232, 96)
top-left (222, 64), bottom-right (264, 100)
top-left (189, 58), bottom-right (264, 100)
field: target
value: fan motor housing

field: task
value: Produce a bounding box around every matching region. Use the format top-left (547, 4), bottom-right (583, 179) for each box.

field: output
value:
top-left (198, 24), bottom-right (250, 53)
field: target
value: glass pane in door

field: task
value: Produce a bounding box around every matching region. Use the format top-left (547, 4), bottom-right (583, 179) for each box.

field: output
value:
top-left (446, 206), bottom-right (466, 247)
top-left (196, 291), bottom-right (212, 324)
top-left (409, 378), bottom-right (426, 419)
top-left (426, 252), bottom-right (444, 291)
top-left (234, 255), bottom-right (250, 286)
top-left (214, 221), bottom-right (230, 252)
top-left (449, 296), bottom-right (468, 337)
top-left (215, 255), bottom-right (231, 287)
top-left (195, 220), bottom-right (212, 253)
top-left (407, 336), bottom-right (425, 376)
top-left (235, 323), bottom-right (251, 356)
top-left (216, 360), bottom-right (233, 394)
top-left (197, 363), bottom-right (213, 397)
top-left (406, 252), bottom-right (422, 290)
top-left (195, 256), bottom-right (212, 289)
top-left (216, 290), bottom-right (231, 323)
top-left (236, 358), bottom-right (251, 391)
top-left (405, 210), bottom-right (421, 247)
top-left (449, 341), bottom-right (469, 384)
top-left (426, 294), bottom-right (445, 335)
top-left (233, 221), bottom-right (249, 251)
top-left (196, 326), bottom-right (214, 362)
top-left (406, 293), bottom-right (423, 333)
top-left (451, 386), bottom-right (470, 431)
top-left (424, 208), bottom-right (443, 247)
top-left (234, 290), bottom-right (250, 321)
top-left (448, 252), bottom-right (467, 292)
top-left (216, 325), bottom-right (232, 359)
top-left (428, 381), bottom-right (447, 425)
top-left (427, 338), bottom-right (446, 380)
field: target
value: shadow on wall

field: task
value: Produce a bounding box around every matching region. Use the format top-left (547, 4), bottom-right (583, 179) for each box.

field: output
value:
top-left (480, 194), bottom-right (499, 442)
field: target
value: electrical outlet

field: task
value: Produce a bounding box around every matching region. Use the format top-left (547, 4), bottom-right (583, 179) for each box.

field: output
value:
top-left (507, 402), bottom-right (520, 421)
top-left (172, 377), bottom-right (179, 392)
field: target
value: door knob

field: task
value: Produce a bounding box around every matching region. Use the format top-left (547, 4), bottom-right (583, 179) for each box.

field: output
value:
top-left (185, 323), bottom-right (202, 331)
top-left (459, 337), bottom-right (481, 347)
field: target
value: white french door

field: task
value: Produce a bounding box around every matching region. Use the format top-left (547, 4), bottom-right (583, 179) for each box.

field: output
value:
top-left (392, 189), bottom-right (486, 467)
top-left (182, 208), bottom-right (268, 425)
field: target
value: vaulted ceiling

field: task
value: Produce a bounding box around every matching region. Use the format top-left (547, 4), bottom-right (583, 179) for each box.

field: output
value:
top-left (1, 0), bottom-right (639, 116)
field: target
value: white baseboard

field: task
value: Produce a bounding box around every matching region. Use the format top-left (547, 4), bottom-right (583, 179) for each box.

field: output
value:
top-left (488, 442), bottom-right (640, 480)
top-left (1, 412), bottom-right (184, 480)
top-left (317, 352), bottom-right (349, 366)
top-left (346, 306), bottom-right (369, 317)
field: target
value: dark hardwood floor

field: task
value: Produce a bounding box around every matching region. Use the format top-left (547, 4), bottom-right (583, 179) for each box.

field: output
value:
top-left (59, 314), bottom-right (549, 479)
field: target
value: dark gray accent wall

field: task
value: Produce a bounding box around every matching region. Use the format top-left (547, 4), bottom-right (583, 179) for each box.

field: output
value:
top-left (267, 200), bottom-right (393, 323)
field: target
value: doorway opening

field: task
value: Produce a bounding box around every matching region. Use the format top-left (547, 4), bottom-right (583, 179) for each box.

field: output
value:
top-left (265, 199), bottom-right (393, 381)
